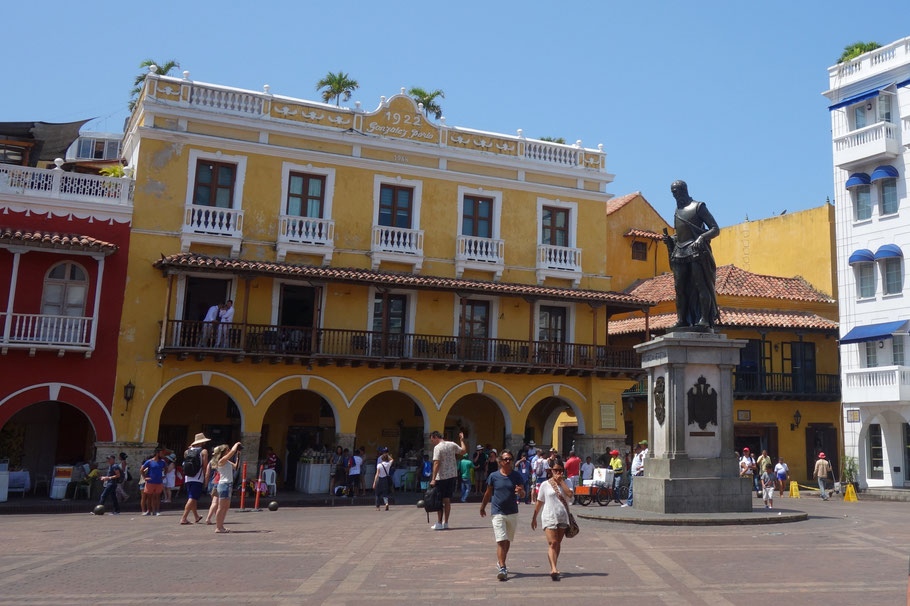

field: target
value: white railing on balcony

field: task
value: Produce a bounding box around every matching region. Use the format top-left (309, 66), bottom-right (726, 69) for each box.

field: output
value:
top-left (188, 83), bottom-right (263, 117)
top-left (278, 215), bottom-right (334, 246)
top-left (456, 235), bottom-right (504, 265)
top-left (0, 164), bottom-right (133, 205)
top-left (183, 205), bottom-right (244, 238)
top-left (537, 244), bottom-right (582, 272)
top-left (903, 116), bottom-right (910, 136)
top-left (372, 225), bottom-right (424, 256)
top-left (524, 141), bottom-right (580, 166)
top-left (843, 365), bottom-right (910, 404)
top-left (828, 37), bottom-right (910, 86)
top-left (1, 313), bottom-right (93, 348)
top-left (835, 122), bottom-right (898, 152)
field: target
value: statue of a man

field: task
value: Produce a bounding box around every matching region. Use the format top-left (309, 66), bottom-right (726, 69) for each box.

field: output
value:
top-left (661, 180), bottom-right (720, 329)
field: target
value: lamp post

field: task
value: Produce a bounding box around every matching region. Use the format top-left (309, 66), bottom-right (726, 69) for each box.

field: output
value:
top-left (123, 381), bottom-right (135, 410)
top-left (790, 409), bottom-right (802, 431)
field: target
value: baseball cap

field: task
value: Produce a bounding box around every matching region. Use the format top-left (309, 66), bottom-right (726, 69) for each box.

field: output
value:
top-left (743, 447), bottom-right (750, 452)
top-left (610, 450), bottom-right (619, 455)
top-left (818, 452), bottom-right (826, 459)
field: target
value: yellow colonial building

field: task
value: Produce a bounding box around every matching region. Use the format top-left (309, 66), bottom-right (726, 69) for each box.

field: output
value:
top-left (105, 68), bottom-right (653, 480)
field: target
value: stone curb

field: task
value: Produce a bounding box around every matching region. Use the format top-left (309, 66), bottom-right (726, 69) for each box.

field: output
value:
top-left (577, 510), bottom-right (808, 526)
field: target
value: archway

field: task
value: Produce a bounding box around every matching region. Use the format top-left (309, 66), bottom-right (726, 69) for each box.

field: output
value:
top-left (355, 390), bottom-right (427, 461)
top-left (261, 390), bottom-right (337, 488)
top-left (524, 397), bottom-right (578, 456)
top-left (0, 400), bottom-right (97, 483)
top-left (156, 386), bottom-right (242, 458)
top-left (445, 394), bottom-right (508, 452)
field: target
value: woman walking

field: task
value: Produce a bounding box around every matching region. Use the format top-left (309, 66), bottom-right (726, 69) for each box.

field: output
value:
top-left (373, 452), bottom-right (394, 510)
top-left (531, 461), bottom-right (574, 580)
top-left (212, 442), bottom-right (241, 533)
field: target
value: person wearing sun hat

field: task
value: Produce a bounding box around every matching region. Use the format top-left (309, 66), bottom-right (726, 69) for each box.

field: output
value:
top-left (814, 452), bottom-right (832, 500)
top-left (179, 433), bottom-right (210, 525)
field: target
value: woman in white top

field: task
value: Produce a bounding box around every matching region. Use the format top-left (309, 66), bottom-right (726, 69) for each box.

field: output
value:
top-left (162, 455), bottom-right (176, 503)
top-left (212, 442), bottom-right (241, 533)
top-left (372, 453), bottom-right (394, 511)
top-left (531, 461), bottom-right (574, 580)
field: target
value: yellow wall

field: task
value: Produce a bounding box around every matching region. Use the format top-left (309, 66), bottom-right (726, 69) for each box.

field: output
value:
top-left (712, 204), bottom-right (837, 299)
top-left (604, 194), bottom-right (672, 291)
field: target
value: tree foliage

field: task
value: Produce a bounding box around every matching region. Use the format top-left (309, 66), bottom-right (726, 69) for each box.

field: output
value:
top-left (408, 87), bottom-right (445, 119)
top-left (129, 59), bottom-right (180, 111)
top-left (838, 41), bottom-right (881, 64)
top-left (316, 71), bottom-right (359, 106)
top-left (539, 136), bottom-right (566, 144)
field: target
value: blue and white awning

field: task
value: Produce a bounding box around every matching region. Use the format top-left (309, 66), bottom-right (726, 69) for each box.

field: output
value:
top-left (840, 320), bottom-right (909, 344)
top-left (870, 165), bottom-right (899, 181)
top-left (845, 173), bottom-right (871, 189)
top-left (874, 244), bottom-right (903, 260)
top-left (848, 249), bottom-right (874, 264)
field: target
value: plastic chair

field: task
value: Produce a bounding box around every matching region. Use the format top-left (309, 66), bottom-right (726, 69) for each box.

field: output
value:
top-left (33, 473), bottom-right (50, 496)
top-left (262, 468), bottom-right (277, 496)
top-left (399, 471), bottom-right (415, 492)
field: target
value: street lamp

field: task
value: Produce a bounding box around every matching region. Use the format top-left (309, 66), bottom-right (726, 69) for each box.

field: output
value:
top-left (123, 381), bottom-right (135, 409)
top-left (790, 409), bottom-right (802, 431)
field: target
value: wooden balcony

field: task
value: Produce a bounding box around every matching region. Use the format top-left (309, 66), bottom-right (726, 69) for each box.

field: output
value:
top-left (158, 319), bottom-right (642, 377)
top-left (621, 371), bottom-right (841, 402)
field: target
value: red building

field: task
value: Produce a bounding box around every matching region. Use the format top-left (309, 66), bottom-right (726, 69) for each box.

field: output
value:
top-left (0, 122), bottom-right (133, 483)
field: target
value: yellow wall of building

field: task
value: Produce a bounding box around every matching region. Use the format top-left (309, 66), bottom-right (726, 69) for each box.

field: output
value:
top-left (712, 204), bottom-right (837, 299)
top-left (604, 194), bottom-right (671, 292)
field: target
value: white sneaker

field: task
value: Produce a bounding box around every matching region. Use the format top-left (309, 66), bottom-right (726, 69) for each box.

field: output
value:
top-left (620, 504), bottom-right (629, 508)
top-left (442, 522), bottom-right (449, 529)
top-left (431, 522), bottom-right (444, 530)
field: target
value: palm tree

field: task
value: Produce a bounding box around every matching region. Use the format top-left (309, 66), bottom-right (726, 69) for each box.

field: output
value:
top-left (408, 87), bottom-right (445, 119)
top-left (838, 41), bottom-right (881, 64)
top-left (129, 58), bottom-right (180, 110)
top-left (316, 71), bottom-right (359, 106)
top-left (539, 136), bottom-right (566, 144)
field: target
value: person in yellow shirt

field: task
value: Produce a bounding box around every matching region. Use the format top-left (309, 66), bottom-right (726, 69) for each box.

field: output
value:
top-left (609, 449), bottom-right (624, 503)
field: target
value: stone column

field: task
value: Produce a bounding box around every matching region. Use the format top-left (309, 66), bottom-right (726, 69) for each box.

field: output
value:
top-left (505, 433), bottom-right (525, 454)
top-left (240, 432), bottom-right (261, 478)
top-left (94, 441), bottom-right (158, 499)
top-left (335, 433), bottom-right (356, 453)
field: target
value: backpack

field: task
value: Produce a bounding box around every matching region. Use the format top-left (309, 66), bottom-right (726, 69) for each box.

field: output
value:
top-left (423, 485), bottom-right (443, 513)
top-left (182, 447), bottom-right (202, 477)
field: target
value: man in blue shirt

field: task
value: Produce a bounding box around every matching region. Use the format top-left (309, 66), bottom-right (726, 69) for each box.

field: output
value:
top-left (516, 452), bottom-right (531, 504)
top-left (141, 448), bottom-right (166, 516)
top-left (480, 448), bottom-right (525, 581)
top-left (96, 454), bottom-right (122, 514)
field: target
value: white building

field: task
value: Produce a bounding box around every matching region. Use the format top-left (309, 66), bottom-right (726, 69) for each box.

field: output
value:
top-left (64, 131), bottom-right (121, 162)
top-left (824, 36), bottom-right (910, 488)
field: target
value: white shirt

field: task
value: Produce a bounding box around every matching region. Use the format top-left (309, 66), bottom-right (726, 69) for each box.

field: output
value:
top-left (532, 456), bottom-right (549, 477)
top-left (774, 462), bottom-right (789, 475)
top-left (536, 480), bottom-right (570, 529)
top-left (203, 305), bottom-right (220, 322)
top-left (527, 446), bottom-right (538, 458)
top-left (580, 462), bottom-right (595, 480)
top-left (350, 455), bottom-right (362, 475)
top-left (630, 452), bottom-right (645, 476)
top-left (220, 305), bottom-right (235, 323)
top-left (740, 456), bottom-right (755, 475)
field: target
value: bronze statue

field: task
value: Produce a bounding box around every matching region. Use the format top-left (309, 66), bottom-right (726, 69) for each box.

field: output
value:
top-left (661, 180), bottom-right (720, 329)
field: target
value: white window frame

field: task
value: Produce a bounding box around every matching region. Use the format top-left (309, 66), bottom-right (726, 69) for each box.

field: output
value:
top-left (853, 185), bottom-right (872, 222)
top-left (270, 279), bottom-right (327, 327)
top-left (366, 287), bottom-right (417, 335)
top-left (893, 336), bottom-right (905, 366)
top-left (536, 197), bottom-right (578, 248)
top-left (533, 301), bottom-right (576, 344)
top-left (372, 174), bottom-right (422, 229)
top-left (879, 179), bottom-right (898, 216)
top-left (280, 162), bottom-right (336, 219)
top-left (42, 261), bottom-right (89, 317)
top-left (174, 273), bottom-right (238, 321)
top-left (456, 186), bottom-right (502, 239)
top-left (852, 103), bottom-right (868, 131)
top-left (856, 262), bottom-right (876, 299)
top-left (451, 294), bottom-right (499, 340)
top-left (864, 341), bottom-right (878, 368)
top-left (184, 149), bottom-right (248, 210)
top-left (880, 257), bottom-right (903, 296)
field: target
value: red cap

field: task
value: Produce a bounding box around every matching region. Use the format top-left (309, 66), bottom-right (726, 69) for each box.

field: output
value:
top-left (818, 452), bottom-right (826, 458)
top-left (610, 450), bottom-right (619, 455)
top-left (742, 447), bottom-right (750, 452)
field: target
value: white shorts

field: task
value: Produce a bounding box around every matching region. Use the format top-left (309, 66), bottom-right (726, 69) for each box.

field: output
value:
top-left (492, 513), bottom-right (518, 543)
top-left (762, 487), bottom-right (774, 501)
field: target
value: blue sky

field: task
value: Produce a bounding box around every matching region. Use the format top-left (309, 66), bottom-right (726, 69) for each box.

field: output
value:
top-left (5, 2), bottom-right (910, 227)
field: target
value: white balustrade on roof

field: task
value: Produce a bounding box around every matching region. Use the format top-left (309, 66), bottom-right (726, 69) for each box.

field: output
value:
top-left (0, 164), bottom-right (133, 205)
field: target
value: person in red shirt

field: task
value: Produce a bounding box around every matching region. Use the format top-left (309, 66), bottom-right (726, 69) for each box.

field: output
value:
top-left (564, 450), bottom-right (582, 491)
top-left (265, 446), bottom-right (279, 470)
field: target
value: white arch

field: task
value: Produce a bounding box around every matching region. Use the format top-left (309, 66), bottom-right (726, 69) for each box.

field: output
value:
top-left (0, 382), bottom-right (116, 441)
top-left (349, 376), bottom-right (439, 410)
top-left (440, 379), bottom-right (519, 411)
top-left (520, 383), bottom-right (587, 435)
top-left (140, 371), bottom-right (253, 440)
top-left (253, 375), bottom-right (350, 431)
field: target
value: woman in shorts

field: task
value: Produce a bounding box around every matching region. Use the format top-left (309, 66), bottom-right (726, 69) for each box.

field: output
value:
top-left (531, 462), bottom-right (574, 580)
top-left (774, 457), bottom-right (789, 497)
top-left (212, 442), bottom-right (241, 533)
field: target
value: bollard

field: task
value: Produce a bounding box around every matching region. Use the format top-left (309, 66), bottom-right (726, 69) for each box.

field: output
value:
top-left (254, 464), bottom-right (264, 511)
top-left (239, 462), bottom-right (248, 511)
top-left (788, 481), bottom-right (800, 498)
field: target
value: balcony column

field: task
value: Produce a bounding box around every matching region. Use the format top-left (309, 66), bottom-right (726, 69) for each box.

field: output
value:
top-left (88, 255), bottom-right (105, 351)
top-left (527, 299), bottom-right (535, 363)
top-left (240, 278), bottom-right (251, 350)
top-left (380, 291), bottom-right (389, 357)
top-left (310, 286), bottom-right (322, 354)
top-left (159, 274), bottom-right (174, 351)
top-left (2, 248), bottom-right (25, 344)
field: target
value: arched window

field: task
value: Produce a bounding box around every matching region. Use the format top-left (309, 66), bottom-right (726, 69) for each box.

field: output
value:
top-left (41, 262), bottom-right (88, 317)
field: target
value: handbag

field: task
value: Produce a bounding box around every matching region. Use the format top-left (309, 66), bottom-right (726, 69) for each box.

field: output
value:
top-left (551, 479), bottom-right (580, 538)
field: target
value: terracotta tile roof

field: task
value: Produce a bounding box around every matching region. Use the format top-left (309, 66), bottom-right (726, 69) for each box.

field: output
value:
top-left (606, 192), bottom-right (641, 215)
top-left (155, 253), bottom-right (655, 309)
top-left (0, 226), bottom-right (117, 254)
top-left (608, 308), bottom-right (838, 335)
top-left (625, 265), bottom-right (834, 303)
top-left (623, 228), bottom-right (664, 240)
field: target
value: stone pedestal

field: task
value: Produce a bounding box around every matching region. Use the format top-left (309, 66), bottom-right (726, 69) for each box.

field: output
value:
top-left (633, 332), bottom-right (752, 513)
top-left (240, 432), bottom-right (261, 478)
top-left (335, 433), bottom-right (356, 453)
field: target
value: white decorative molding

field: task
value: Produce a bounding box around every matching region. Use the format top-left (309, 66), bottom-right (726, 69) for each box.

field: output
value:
top-left (326, 115), bottom-right (351, 125)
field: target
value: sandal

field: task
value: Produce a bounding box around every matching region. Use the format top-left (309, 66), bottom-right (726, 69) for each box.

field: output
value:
top-left (550, 572), bottom-right (560, 581)
top-left (194, 516), bottom-right (203, 523)
top-left (179, 521), bottom-right (192, 525)
top-left (215, 528), bottom-right (230, 533)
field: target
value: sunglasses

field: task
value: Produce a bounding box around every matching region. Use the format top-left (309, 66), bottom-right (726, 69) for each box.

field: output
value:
top-left (500, 457), bottom-right (513, 462)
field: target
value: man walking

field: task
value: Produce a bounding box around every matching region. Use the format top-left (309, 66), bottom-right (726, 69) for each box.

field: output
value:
top-left (756, 449), bottom-right (772, 498)
top-left (531, 449), bottom-right (548, 503)
top-left (814, 452), bottom-right (832, 500)
top-left (472, 444), bottom-right (487, 495)
top-left (480, 449), bottom-right (525, 581)
top-left (179, 433), bottom-right (210, 525)
top-left (141, 448), bottom-right (166, 516)
top-left (609, 449), bottom-right (624, 503)
top-left (96, 454), bottom-right (122, 515)
top-left (516, 452), bottom-right (531, 504)
top-left (429, 430), bottom-right (466, 530)
top-left (623, 444), bottom-right (644, 508)
top-left (458, 453), bottom-right (474, 503)
top-left (740, 448), bottom-right (758, 495)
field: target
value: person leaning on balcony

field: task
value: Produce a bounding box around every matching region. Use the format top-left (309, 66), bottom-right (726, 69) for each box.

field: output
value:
top-left (197, 302), bottom-right (222, 347)
top-left (215, 300), bottom-right (234, 348)
top-left (814, 452), bottom-right (832, 501)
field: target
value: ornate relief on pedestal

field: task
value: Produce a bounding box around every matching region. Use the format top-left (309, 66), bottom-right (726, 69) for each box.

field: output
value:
top-left (653, 376), bottom-right (666, 426)
top-left (687, 376), bottom-right (717, 430)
